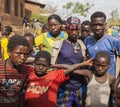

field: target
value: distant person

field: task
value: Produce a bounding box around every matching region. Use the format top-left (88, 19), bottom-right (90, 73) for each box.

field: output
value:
top-left (35, 14), bottom-right (68, 54)
top-left (79, 20), bottom-right (92, 42)
top-left (24, 33), bottom-right (35, 67)
top-left (33, 19), bottom-right (42, 37)
top-left (106, 26), bottom-right (113, 36)
top-left (41, 23), bottom-right (49, 33)
top-left (25, 50), bottom-right (92, 107)
top-left (84, 11), bottom-right (120, 77)
top-left (1, 26), bottom-right (12, 60)
top-left (23, 17), bottom-right (28, 28)
top-left (112, 27), bottom-right (119, 38)
top-left (60, 20), bottom-right (67, 32)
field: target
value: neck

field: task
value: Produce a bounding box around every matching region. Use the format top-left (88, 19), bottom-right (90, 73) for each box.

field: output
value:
top-left (6, 59), bottom-right (19, 70)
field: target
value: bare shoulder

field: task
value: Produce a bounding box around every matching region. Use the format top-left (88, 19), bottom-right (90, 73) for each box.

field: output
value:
top-left (109, 73), bottom-right (115, 86)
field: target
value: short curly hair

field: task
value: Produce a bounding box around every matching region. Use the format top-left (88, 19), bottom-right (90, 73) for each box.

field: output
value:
top-left (8, 35), bottom-right (30, 52)
top-left (91, 11), bottom-right (106, 21)
top-left (35, 50), bottom-right (51, 65)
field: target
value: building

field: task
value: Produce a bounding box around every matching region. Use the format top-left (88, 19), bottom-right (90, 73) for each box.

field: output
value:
top-left (25, 0), bottom-right (45, 17)
top-left (0, 0), bottom-right (45, 26)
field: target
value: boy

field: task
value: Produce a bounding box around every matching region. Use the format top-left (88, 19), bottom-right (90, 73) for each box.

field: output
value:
top-left (25, 50), bottom-right (92, 107)
top-left (71, 51), bottom-right (115, 107)
top-left (0, 35), bottom-right (32, 107)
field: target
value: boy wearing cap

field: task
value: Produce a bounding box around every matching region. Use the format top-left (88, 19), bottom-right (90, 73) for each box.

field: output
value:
top-left (51, 16), bottom-right (86, 107)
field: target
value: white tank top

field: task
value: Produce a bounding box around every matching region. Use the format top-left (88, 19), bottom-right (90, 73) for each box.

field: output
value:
top-left (85, 73), bottom-right (110, 107)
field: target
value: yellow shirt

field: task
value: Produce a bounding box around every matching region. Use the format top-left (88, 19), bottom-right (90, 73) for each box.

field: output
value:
top-left (1, 37), bottom-right (9, 60)
top-left (35, 31), bottom-right (68, 54)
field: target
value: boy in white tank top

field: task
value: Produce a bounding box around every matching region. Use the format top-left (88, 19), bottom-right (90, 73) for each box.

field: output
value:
top-left (73, 51), bottom-right (115, 107)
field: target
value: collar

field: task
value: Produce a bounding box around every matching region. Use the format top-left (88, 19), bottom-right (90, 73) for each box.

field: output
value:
top-left (47, 31), bottom-right (65, 38)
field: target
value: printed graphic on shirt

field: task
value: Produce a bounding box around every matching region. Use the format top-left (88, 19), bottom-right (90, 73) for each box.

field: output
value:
top-left (27, 83), bottom-right (49, 94)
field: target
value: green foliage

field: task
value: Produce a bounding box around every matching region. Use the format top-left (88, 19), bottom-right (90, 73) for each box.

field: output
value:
top-left (107, 9), bottom-right (120, 26)
top-left (62, 2), bottom-right (94, 18)
top-left (63, 2), bottom-right (73, 9)
top-left (110, 9), bottom-right (119, 20)
top-left (107, 18), bottom-right (120, 26)
top-left (30, 14), bottom-right (49, 24)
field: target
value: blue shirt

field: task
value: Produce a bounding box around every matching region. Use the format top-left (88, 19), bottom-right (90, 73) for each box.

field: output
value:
top-left (58, 40), bottom-right (85, 91)
top-left (84, 35), bottom-right (119, 77)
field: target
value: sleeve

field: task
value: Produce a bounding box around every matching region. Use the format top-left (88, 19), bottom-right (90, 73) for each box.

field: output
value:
top-left (117, 39), bottom-right (120, 56)
top-left (35, 34), bottom-right (43, 47)
top-left (53, 69), bottom-right (69, 83)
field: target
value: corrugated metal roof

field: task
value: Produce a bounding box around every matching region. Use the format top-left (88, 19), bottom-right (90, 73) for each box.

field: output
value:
top-left (26, 0), bottom-right (45, 5)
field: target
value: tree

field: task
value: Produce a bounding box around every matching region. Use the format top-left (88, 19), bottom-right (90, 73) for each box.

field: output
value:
top-left (110, 9), bottom-right (119, 20)
top-left (62, 2), bottom-right (94, 18)
top-left (41, 3), bottom-right (57, 14)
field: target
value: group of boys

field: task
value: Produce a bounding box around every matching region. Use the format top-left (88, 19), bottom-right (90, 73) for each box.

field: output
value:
top-left (0, 11), bottom-right (120, 107)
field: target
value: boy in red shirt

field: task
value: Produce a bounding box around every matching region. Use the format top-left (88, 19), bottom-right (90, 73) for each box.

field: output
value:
top-left (25, 50), bottom-right (92, 107)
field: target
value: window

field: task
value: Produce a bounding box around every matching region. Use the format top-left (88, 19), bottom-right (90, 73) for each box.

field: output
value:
top-left (20, 3), bottom-right (23, 17)
top-left (14, 0), bottom-right (18, 16)
top-left (5, 0), bottom-right (10, 13)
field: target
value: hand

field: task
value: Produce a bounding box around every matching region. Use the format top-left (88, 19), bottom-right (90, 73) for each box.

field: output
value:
top-left (83, 58), bottom-right (94, 66)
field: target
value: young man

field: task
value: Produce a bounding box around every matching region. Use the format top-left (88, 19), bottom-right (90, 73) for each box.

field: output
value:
top-left (84, 11), bottom-right (120, 77)
top-left (25, 50), bottom-right (92, 107)
top-left (0, 35), bottom-right (32, 107)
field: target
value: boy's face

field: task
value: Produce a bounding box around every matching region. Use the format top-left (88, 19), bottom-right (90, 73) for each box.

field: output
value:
top-left (93, 56), bottom-right (109, 76)
top-left (34, 58), bottom-right (49, 76)
top-left (8, 45), bottom-right (29, 67)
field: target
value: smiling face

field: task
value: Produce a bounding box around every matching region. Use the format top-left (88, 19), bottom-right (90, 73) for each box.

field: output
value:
top-left (91, 17), bottom-right (106, 41)
top-left (93, 55), bottom-right (109, 76)
top-left (34, 57), bottom-right (49, 77)
top-left (8, 45), bottom-right (29, 67)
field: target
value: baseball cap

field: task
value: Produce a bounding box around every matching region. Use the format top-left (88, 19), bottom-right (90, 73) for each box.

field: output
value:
top-left (66, 16), bottom-right (81, 30)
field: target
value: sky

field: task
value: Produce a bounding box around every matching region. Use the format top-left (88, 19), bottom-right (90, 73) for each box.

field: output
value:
top-left (36, 0), bottom-right (120, 21)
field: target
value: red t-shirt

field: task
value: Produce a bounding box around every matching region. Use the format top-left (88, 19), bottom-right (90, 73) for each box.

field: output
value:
top-left (25, 69), bottom-right (69, 107)
top-left (0, 60), bottom-right (32, 107)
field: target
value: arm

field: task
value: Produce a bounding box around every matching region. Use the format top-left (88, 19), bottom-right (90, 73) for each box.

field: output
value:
top-left (111, 71), bottom-right (120, 97)
top-left (51, 58), bottom-right (93, 75)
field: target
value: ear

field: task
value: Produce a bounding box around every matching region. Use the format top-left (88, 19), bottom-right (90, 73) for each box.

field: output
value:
top-left (7, 50), bottom-right (11, 57)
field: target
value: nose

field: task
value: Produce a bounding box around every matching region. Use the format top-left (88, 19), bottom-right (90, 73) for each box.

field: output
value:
top-left (95, 25), bottom-right (101, 30)
top-left (39, 65), bottom-right (43, 69)
top-left (97, 66), bottom-right (103, 71)
top-left (50, 25), bottom-right (55, 30)
top-left (20, 54), bottom-right (27, 60)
